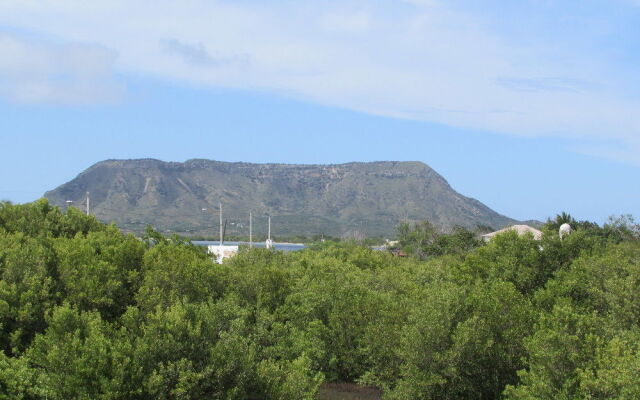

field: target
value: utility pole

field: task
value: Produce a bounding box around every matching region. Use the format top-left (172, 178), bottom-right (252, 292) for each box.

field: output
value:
top-left (219, 202), bottom-right (223, 247)
top-left (249, 211), bottom-right (253, 248)
top-left (265, 215), bottom-right (273, 249)
top-left (86, 192), bottom-right (90, 215)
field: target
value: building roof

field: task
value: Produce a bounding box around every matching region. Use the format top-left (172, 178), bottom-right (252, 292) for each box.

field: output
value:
top-left (481, 224), bottom-right (543, 241)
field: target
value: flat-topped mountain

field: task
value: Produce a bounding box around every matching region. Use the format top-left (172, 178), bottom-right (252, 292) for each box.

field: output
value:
top-left (44, 159), bottom-right (517, 237)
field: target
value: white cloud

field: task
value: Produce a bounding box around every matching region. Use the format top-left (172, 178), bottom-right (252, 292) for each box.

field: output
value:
top-left (400, 0), bottom-right (439, 7)
top-left (161, 39), bottom-right (249, 67)
top-left (320, 11), bottom-right (373, 34)
top-left (574, 134), bottom-right (640, 167)
top-left (0, 0), bottom-right (638, 161)
top-left (0, 32), bottom-right (124, 104)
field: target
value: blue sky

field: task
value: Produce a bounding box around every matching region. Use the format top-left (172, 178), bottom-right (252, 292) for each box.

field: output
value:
top-left (1, 0), bottom-right (639, 223)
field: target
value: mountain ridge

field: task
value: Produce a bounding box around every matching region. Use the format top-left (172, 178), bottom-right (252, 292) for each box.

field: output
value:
top-left (44, 158), bottom-right (519, 237)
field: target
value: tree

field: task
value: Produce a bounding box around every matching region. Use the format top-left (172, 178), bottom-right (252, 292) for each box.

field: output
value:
top-left (136, 241), bottom-right (225, 312)
top-left (390, 281), bottom-right (533, 399)
top-left (397, 221), bottom-right (481, 259)
top-left (0, 233), bottom-right (58, 354)
top-left (507, 242), bottom-right (640, 399)
top-left (26, 305), bottom-right (117, 400)
top-left (457, 231), bottom-right (545, 294)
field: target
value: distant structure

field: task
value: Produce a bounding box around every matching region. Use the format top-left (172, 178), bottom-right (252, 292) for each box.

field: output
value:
top-left (482, 225), bottom-right (543, 241)
top-left (208, 244), bottom-right (239, 264)
top-left (385, 240), bottom-right (400, 248)
top-left (265, 215), bottom-right (274, 249)
top-left (206, 202), bottom-right (238, 263)
top-left (559, 223), bottom-right (572, 240)
top-left (389, 249), bottom-right (407, 257)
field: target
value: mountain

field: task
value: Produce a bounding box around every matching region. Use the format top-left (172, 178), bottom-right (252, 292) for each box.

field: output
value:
top-left (44, 159), bottom-right (518, 238)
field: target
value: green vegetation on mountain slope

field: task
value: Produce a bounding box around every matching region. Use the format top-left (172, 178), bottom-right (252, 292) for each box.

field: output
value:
top-left (44, 159), bottom-right (517, 237)
top-left (1, 199), bottom-right (639, 399)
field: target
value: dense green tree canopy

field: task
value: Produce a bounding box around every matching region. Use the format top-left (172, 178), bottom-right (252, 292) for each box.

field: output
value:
top-left (0, 200), bottom-right (638, 399)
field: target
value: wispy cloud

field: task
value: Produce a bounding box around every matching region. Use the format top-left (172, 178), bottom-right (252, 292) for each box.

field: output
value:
top-left (0, 31), bottom-right (124, 104)
top-left (573, 139), bottom-right (640, 167)
top-left (161, 39), bottom-right (249, 67)
top-left (496, 77), bottom-right (596, 94)
top-left (0, 0), bottom-right (638, 162)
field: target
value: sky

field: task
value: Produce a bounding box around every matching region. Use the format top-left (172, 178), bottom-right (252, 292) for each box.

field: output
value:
top-left (1, 0), bottom-right (639, 224)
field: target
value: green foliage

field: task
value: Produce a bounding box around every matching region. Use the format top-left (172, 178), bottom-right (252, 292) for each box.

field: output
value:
top-left (0, 351), bottom-right (42, 399)
top-left (544, 212), bottom-right (640, 243)
top-left (506, 242), bottom-right (640, 399)
top-left (26, 305), bottom-right (116, 399)
top-left (2, 200), bottom-right (640, 399)
top-left (53, 228), bottom-right (145, 320)
top-left (545, 211), bottom-right (577, 232)
top-left (601, 214), bottom-right (640, 242)
top-left (397, 221), bottom-right (439, 257)
top-left (131, 299), bottom-right (259, 399)
top-left (577, 330), bottom-right (640, 399)
top-left (457, 231), bottom-right (546, 294)
top-left (0, 232), bottom-right (58, 354)
top-left (258, 355), bottom-right (323, 400)
top-left (397, 221), bottom-right (482, 259)
top-left (0, 201), bottom-right (328, 399)
top-left (136, 240), bottom-right (224, 312)
top-left (389, 281), bottom-right (534, 399)
top-left (428, 226), bottom-right (482, 257)
top-left (0, 199), bottom-right (104, 238)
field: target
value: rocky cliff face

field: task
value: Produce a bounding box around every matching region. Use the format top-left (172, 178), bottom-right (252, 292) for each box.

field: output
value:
top-left (44, 159), bottom-right (516, 237)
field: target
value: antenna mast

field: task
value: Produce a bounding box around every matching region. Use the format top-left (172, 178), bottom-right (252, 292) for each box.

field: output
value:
top-left (222, 220), bottom-right (227, 244)
top-left (265, 215), bottom-right (273, 249)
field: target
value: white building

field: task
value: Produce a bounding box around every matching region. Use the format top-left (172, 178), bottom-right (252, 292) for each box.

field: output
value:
top-left (207, 245), bottom-right (239, 264)
top-left (481, 225), bottom-right (543, 242)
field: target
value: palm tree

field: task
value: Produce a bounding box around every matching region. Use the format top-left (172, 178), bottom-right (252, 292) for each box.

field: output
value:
top-left (545, 211), bottom-right (577, 232)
